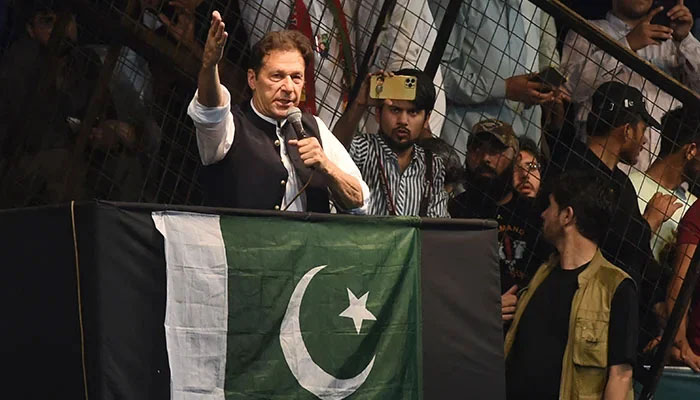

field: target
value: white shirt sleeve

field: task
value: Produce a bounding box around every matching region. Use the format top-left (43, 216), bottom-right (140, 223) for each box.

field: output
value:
top-left (677, 33), bottom-right (700, 92)
top-left (561, 28), bottom-right (632, 104)
top-left (315, 116), bottom-right (370, 215)
top-left (186, 85), bottom-right (235, 166)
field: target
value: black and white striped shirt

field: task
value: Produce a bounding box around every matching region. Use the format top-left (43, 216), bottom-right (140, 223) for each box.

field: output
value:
top-left (350, 134), bottom-right (449, 218)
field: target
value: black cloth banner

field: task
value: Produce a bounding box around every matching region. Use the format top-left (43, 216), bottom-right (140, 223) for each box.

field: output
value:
top-left (0, 201), bottom-right (502, 399)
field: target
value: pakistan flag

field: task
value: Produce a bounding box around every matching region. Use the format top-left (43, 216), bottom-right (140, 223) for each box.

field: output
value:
top-left (153, 210), bottom-right (503, 400)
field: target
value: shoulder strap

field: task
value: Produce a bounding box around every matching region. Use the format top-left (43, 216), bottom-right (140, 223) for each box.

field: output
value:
top-left (419, 150), bottom-right (434, 217)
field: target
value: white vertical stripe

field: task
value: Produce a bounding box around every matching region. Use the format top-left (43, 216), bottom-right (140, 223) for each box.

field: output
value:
top-left (152, 212), bottom-right (228, 400)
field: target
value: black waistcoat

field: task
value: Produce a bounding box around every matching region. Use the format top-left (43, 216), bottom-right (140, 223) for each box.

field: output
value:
top-left (199, 101), bottom-right (330, 212)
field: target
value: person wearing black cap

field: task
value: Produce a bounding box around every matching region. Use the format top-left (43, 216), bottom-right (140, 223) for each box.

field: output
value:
top-left (545, 81), bottom-right (677, 353)
top-left (450, 119), bottom-right (551, 322)
top-left (561, 0), bottom-right (700, 173)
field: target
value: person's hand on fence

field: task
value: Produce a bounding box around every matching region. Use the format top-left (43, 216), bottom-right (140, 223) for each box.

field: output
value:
top-left (355, 71), bottom-right (392, 109)
top-left (201, 11), bottom-right (227, 70)
top-left (159, 1), bottom-right (202, 52)
top-left (643, 335), bottom-right (661, 353)
top-left (644, 192), bottom-right (683, 231)
top-left (505, 74), bottom-right (555, 106)
top-left (501, 284), bottom-right (518, 322)
top-left (89, 120), bottom-right (137, 151)
top-left (668, 0), bottom-right (694, 42)
top-left (627, 6), bottom-right (674, 51)
top-left (670, 340), bottom-right (700, 373)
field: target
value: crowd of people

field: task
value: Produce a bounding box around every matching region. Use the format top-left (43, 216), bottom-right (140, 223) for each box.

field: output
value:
top-left (185, 1), bottom-right (700, 398)
top-left (2, 0), bottom-right (700, 398)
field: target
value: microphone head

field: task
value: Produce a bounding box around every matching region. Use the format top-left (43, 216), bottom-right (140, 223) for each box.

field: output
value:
top-left (286, 107), bottom-right (303, 124)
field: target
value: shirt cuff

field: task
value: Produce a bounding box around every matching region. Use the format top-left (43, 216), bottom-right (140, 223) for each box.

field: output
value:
top-left (187, 86), bottom-right (232, 125)
top-left (344, 182), bottom-right (370, 215)
top-left (677, 33), bottom-right (700, 57)
top-left (491, 78), bottom-right (507, 100)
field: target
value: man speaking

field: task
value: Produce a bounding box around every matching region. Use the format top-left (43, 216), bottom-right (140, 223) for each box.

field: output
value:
top-left (187, 11), bottom-right (369, 213)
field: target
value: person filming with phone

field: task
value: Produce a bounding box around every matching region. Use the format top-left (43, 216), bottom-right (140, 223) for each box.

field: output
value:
top-left (562, 0), bottom-right (700, 173)
top-left (187, 13), bottom-right (369, 213)
top-left (332, 69), bottom-right (450, 217)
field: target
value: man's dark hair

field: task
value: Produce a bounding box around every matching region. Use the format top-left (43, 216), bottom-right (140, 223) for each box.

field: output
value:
top-left (518, 136), bottom-right (542, 164)
top-left (250, 30), bottom-right (314, 74)
top-left (419, 137), bottom-right (464, 187)
top-left (393, 68), bottom-right (436, 113)
top-left (550, 170), bottom-right (616, 244)
top-left (658, 107), bottom-right (700, 158)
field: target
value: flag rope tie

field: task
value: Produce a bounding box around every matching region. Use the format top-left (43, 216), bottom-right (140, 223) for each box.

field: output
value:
top-left (70, 201), bottom-right (90, 400)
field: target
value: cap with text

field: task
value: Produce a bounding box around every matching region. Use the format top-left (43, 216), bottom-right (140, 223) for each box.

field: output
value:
top-left (591, 81), bottom-right (661, 130)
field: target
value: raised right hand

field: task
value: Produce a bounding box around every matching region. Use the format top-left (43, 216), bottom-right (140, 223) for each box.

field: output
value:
top-left (202, 11), bottom-right (228, 70)
top-left (355, 71), bottom-right (393, 109)
top-left (626, 6), bottom-right (674, 51)
top-left (671, 340), bottom-right (700, 373)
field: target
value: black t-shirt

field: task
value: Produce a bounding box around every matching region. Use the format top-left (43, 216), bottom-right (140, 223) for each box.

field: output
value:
top-left (506, 263), bottom-right (638, 400)
top-left (449, 191), bottom-right (552, 292)
top-left (544, 139), bottom-right (665, 347)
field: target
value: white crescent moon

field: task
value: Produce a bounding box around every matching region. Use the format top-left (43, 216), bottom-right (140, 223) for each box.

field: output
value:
top-left (280, 265), bottom-right (376, 400)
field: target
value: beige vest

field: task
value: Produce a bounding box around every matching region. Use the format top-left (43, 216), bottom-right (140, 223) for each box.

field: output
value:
top-left (504, 250), bottom-right (634, 400)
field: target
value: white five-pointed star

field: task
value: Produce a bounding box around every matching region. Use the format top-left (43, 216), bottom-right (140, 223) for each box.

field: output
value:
top-left (339, 288), bottom-right (377, 334)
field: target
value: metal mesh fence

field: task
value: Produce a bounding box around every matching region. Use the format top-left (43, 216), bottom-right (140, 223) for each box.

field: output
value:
top-left (1, 0), bottom-right (700, 396)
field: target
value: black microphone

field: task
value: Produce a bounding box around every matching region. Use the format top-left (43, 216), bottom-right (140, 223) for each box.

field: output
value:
top-left (286, 107), bottom-right (307, 139)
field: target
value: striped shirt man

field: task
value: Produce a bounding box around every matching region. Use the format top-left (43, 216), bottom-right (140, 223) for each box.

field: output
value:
top-left (350, 133), bottom-right (449, 217)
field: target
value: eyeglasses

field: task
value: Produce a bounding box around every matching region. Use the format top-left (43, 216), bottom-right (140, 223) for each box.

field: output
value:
top-left (517, 160), bottom-right (541, 173)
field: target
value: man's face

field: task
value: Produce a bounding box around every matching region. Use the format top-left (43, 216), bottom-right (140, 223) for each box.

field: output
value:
top-left (27, 12), bottom-right (57, 46)
top-left (466, 133), bottom-right (515, 177)
top-left (619, 121), bottom-right (648, 165)
top-left (513, 150), bottom-right (541, 198)
top-left (26, 11), bottom-right (78, 47)
top-left (613, 0), bottom-right (654, 20)
top-left (466, 133), bottom-right (515, 195)
top-left (248, 50), bottom-right (305, 120)
top-left (377, 100), bottom-right (429, 151)
top-left (541, 194), bottom-right (565, 244)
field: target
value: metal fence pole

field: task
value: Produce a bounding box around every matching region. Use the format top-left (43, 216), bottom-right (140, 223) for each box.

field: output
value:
top-left (640, 248), bottom-right (700, 399)
top-left (348, 0), bottom-right (397, 104)
top-left (423, 0), bottom-right (462, 80)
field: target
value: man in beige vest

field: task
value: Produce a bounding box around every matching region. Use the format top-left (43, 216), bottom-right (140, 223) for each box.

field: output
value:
top-left (504, 170), bottom-right (638, 400)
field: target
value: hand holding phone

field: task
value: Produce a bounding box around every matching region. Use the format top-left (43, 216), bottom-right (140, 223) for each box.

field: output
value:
top-left (627, 5), bottom-right (675, 50)
top-left (530, 66), bottom-right (567, 94)
top-left (649, 0), bottom-right (676, 29)
top-left (369, 75), bottom-right (418, 101)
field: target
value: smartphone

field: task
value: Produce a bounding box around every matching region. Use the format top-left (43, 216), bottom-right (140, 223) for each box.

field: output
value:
top-left (369, 75), bottom-right (418, 101)
top-left (531, 66), bottom-right (567, 93)
top-left (650, 0), bottom-right (676, 28)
